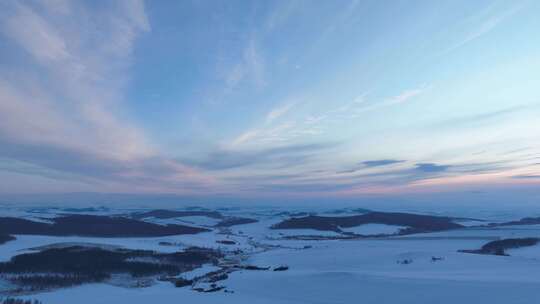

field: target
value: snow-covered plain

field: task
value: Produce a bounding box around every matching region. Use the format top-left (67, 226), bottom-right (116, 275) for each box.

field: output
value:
top-left (1, 206), bottom-right (540, 303)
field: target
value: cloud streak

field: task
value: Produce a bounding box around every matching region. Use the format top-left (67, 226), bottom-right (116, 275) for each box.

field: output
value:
top-left (440, 3), bottom-right (524, 55)
top-left (0, 1), bottom-right (214, 193)
top-left (338, 159), bottom-right (405, 174)
top-left (266, 102), bottom-right (296, 124)
top-left (414, 163), bottom-right (451, 173)
top-left (363, 160), bottom-right (405, 168)
top-left (230, 86), bottom-right (426, 148)
top-left (185, 142), bottom-right (337, 171)
top-left (0, 1), bottom-right (537, 198)
top-left (512, 175), bottom-right (540, 180)
top-left (224, 37), bottom-right (266, 92)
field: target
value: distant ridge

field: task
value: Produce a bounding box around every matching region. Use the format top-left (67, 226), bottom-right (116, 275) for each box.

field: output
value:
top-left (272, 211), bottom-right (463, 234)
top-left (131, 209), bottom-right (223, 220)
top-left (0, 214), bottom-right (209, 237)
top-left (132, 209), bottom-right (259, 227)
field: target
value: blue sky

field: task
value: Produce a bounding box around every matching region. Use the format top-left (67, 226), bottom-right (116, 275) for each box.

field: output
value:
top-left (0, 0), bottom-right (539, 200)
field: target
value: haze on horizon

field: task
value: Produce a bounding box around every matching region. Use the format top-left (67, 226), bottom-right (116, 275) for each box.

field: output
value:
top-left (0, 0), bottom-right (539, 203)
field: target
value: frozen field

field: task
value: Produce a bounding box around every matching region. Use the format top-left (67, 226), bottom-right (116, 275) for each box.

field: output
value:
top-left (1, 206), bottom-right (540, 303)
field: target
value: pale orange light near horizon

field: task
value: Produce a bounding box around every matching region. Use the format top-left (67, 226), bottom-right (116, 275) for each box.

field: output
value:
top-left (336, 168), bottom-right (540, 197)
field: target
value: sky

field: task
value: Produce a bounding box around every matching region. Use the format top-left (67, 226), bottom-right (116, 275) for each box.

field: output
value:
top-left (0, 0), bottom-right (539, 203)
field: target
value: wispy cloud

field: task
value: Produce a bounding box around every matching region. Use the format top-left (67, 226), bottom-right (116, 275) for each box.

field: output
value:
top-left (414, 163), bottom-right (451, 173)
top-left (0, 1), bottom-right (213, 193)
top-left (512, 175), bottom-right (540, 180)
top-left (441, 3), bottom-right (524, 55)
top-left (0, 1), bottom-right (535, 197)
top-left (240, 160), bottom-right (515, 195)
top-left (230, 86), bottom-right (426, 148)
top-left (332, 160), bottom-right (512, 191)
top-left (350, 86), bottom-right (428, 115)
top-left (185, 142), bottom-right (337, 171)
top-left (498, 147), bottom-right (531, 156)
top-left (264, 0), bottom-right (300, 32)
top-left (0, 1), bottom-right (152, 160)
top-left (224, 37), bottom-right (266, 91)
top-left (388, 88), bottom-right (426, 105)
top-left (338, 159), bottom-right (405, 174)
top-left (266, 101), bottom-right (297, 124)
top-left (431, 104), bottom-right (536, 130)
top-left (230, 130), bottom-right (261, 147)
top-left (1, 3), bottom-right (70, 64)
top-left (363, 160), bottom-right (405, 167)
top-left (257, 182), bottom-right (354, 193)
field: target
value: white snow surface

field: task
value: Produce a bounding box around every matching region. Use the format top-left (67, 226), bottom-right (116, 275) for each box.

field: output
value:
top-left (181, 264), bottom-right (222, 280)
top-left (2, 207), bottom-right (540, 303)
top-left (17, 229), bottom-right (540, 304)
top-left (452, 219), bottom-right (489, 227)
